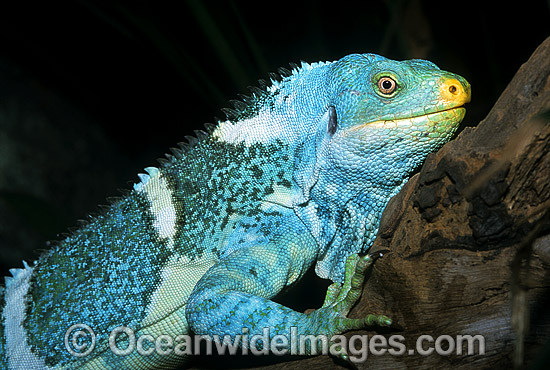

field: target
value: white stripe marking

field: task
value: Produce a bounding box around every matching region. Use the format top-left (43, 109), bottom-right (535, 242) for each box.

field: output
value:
top-left (141, 170), bottom-right (177, 249)
top-left (3, 262), bottom-right (50, 370)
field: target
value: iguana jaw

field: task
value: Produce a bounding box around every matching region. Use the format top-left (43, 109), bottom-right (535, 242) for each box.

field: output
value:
top-left (362, 106), bottom-right (466, 130)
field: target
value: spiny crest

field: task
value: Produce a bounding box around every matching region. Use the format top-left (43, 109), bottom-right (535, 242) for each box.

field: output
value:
top-left (150, 59), bottom-right (335, 169)
top-left (152, 127), bottom-right (212, 171)
top-left (222, 59), bottom-right (332, 121)
top-left (133, 167), bottom-right (160, 192)
top-left (133, 128), bottom-right (209, 192)
top-left (4, 260), bottom-right (33, 288)
top-left (134, 59), bottom-right (334, 196)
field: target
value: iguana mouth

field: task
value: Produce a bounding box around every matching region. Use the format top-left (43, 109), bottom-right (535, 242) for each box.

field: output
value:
top-left (356, 106), bottom-right (466, 130)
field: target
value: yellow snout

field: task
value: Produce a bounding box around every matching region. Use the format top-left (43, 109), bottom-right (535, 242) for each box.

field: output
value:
top-left (439, 77), bottom-right (471, 107)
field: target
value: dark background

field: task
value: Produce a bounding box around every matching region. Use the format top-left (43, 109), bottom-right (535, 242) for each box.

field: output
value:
top-left (0, 1), bottom-right (548, 276)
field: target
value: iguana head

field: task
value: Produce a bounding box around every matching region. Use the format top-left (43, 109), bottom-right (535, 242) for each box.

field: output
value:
top-left (309, 54), bottom-right (470, 281)
top-left (323, 53), bottom-right (470, 190)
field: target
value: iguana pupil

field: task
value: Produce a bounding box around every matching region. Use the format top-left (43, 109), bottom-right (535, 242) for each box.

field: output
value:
top-left (377, 76), bottom-right (398, 95)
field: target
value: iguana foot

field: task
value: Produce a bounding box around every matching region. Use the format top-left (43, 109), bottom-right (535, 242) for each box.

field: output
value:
top-left (315, 252), bottom-right (393, 362)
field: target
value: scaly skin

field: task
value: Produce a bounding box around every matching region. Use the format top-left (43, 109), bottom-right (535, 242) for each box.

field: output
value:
top-left (0, 54), bottom-right (470, 369)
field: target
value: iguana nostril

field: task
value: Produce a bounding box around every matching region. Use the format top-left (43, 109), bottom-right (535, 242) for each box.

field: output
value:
top-left (440, 77), bottom-right (470, 104)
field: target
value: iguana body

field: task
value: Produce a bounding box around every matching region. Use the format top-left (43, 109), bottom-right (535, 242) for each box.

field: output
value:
top-left (0, 53), bottom-right (470, 369)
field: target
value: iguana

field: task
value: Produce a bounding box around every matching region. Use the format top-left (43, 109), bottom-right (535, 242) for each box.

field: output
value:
top-left (0, 53), bottom-right (470, 369)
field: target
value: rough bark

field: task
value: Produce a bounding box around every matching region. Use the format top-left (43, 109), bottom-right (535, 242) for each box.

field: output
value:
top-left (240, 37), bottom-right (550, 370)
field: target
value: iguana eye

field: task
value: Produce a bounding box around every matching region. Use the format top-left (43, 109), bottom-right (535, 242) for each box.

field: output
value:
top-left (377, 76), bottom-right (397, 95)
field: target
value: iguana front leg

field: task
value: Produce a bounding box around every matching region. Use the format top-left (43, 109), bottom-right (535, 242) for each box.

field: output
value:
top-left (186, 226), bottom-right (391, 358)
top-left (322, 253), bottom-right (390, 322)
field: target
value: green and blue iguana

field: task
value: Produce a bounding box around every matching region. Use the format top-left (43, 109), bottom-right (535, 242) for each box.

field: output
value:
top-left (0, 53), bottom-right (470, 369)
